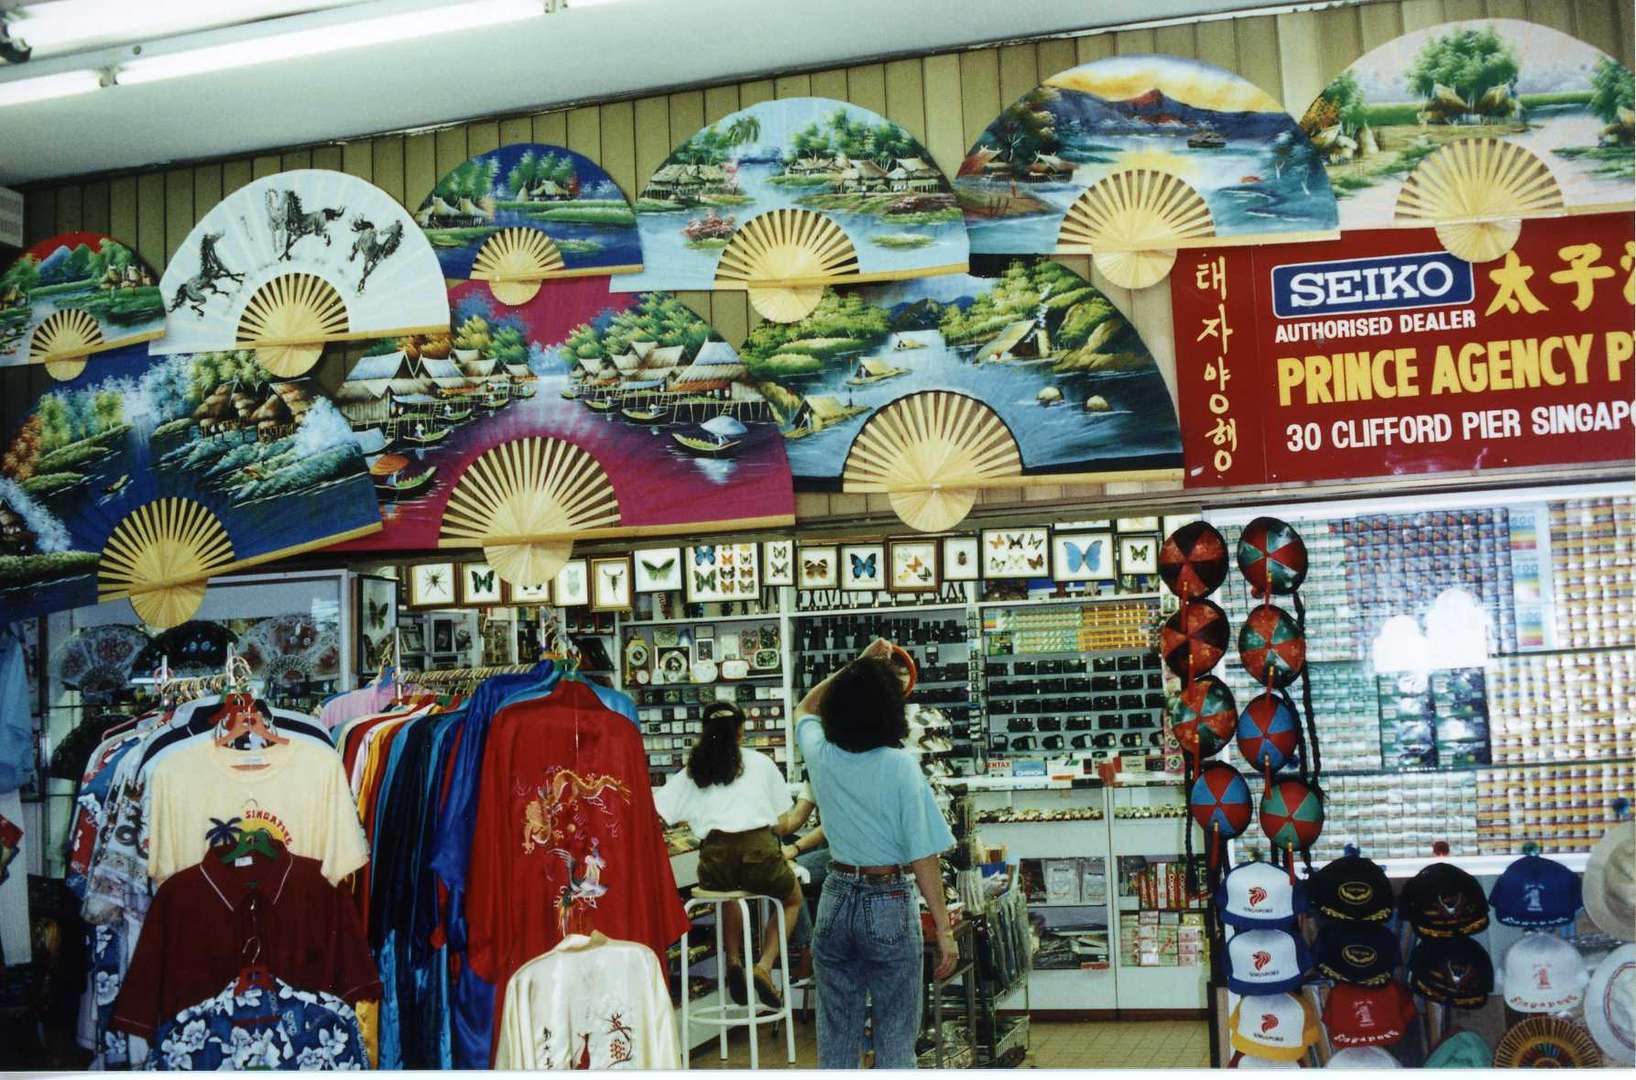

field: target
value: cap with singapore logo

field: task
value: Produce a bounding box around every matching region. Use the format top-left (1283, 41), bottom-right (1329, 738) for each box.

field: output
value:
top-left (1229, 992), bottom-right (1321, 1062)
top-left (1489, 848), bottom-right (1582, 929)
top-left (1227, 927), bottom-right (1313, 995)
top-left (1217, 859), bottom-right (1306, 929)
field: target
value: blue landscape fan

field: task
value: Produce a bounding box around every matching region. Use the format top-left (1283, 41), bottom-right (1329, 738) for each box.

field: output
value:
top-left (954, 55), bottom-right (1339, 288)
top-left (0, 232), bottom-right (165, 381)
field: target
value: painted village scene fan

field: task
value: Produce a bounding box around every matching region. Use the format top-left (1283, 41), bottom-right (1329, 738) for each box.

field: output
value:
top-left (1301, 19), bottom-right (1635, 261)
top-left (614, 97), bottom-right (968, 321)
top-left (954, 55), bottom-right (1339, 286)
top-left (0, 233), bottom-right (166, 380)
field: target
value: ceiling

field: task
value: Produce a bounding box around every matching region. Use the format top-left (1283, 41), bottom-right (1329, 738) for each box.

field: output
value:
top-left (0, 0), bottom-right (1261, 186)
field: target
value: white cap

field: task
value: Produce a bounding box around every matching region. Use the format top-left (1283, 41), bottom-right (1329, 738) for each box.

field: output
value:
top-left (1228, 928), bottom-right (1310, 995)
top-left (1500, 932), bottom-right (1590, 1014)
top-left (1327, 1046), bottom-right (1400, 1068)
top-left (1230, 993), bottom-right (1320, 1062)
top-left (1585, 944), bottom-right (1636, 1066)
top-left (1219, 860), bottom-right (1303, 927)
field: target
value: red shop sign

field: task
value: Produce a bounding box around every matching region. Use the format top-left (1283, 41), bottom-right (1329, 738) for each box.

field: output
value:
top-left (1172, 215), bottom-right (1635, 488)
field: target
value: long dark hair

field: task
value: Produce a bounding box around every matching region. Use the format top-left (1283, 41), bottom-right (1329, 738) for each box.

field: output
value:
top-left (687, 702), bottom-right (745, 787)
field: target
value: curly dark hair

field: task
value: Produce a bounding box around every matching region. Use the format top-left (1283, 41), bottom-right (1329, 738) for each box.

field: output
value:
top-left (686, 702), bottom-right (745, 787)
top-left (819, 657), bottom-right (908, 753)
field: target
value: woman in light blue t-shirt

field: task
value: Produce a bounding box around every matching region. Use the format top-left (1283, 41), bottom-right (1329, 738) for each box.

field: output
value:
top-left (795, 638), bottom-right (955, 1069)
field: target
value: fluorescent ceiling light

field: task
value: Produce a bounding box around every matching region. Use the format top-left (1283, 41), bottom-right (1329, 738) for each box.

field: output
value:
top-left (6, 0), bottom-right (372, 58)
top-left (0, 68), bottom-right (103, 108)
top-left (118, 0), bottom-right (543, 85)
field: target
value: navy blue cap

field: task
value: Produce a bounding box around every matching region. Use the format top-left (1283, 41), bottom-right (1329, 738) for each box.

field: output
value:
top-left (1489, 852), bottom-right (1582, 928)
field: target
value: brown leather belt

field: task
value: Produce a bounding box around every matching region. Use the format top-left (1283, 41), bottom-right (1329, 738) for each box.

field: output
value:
top-left (831, 861), bottom-right (908, 880)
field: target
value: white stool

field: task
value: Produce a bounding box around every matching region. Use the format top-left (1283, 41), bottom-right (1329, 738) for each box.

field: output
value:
top-left (678, 889), bottom-right (796, 1068)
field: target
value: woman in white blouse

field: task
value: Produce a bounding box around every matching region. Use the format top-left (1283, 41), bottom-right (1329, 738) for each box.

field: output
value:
top-left (655, 702), bottom-right (801, 1009)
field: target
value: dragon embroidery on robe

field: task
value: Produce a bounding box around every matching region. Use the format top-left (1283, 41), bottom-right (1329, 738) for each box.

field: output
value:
top-left (519, 769), bottom-right (630, 854)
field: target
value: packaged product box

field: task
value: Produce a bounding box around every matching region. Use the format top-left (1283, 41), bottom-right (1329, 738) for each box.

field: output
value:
top-left (1079, 858), bottom-right (1107, 905)
top-left (1044, 859), bottom-right (1079, 904)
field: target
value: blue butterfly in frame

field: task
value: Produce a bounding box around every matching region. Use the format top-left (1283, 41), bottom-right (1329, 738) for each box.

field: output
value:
top-left (694, 547), bottom-right (717, 565)
top-left (849, 552), bottom-right (878, 579)
top-left (1058, 537), bottom-right (1107, 577)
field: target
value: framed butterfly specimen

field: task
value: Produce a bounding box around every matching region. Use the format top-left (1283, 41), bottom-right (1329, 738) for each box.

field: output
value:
top-left (591, 556), bottom-right (633, 612)
top-left (1051, 531), bottom-right (1114, 582)
top-left (980, 528), bottom-right (1049, 579)
top-left (762, 539), bottom-right (795, 587)
top-left (1118, 534), bottom-right (1160, 576)
top-left (554, 558), bottom-right (589, 607)
top-left (633, 547), bottom-right (683, 594)
top-left (686, 543), bottom-right (759, 603)
top-left (354, 574), bottom-right (398, 675)
top-left (840, 543), bottom-right (886, 592)
top-left (888, 540), bottom-right (940, 593)
top-left (512, 580), bottom-right (551, 605)
top-left (1115, 515), bottom-right (1160, 532)
top-left (797, 545), bottom-right (838, 590)
top-left (408, 561), bottom-right (457, 607)
top-left (460, 561), bottom-right (505, 606)
top-left (941, 536), bottom-right (979, 581)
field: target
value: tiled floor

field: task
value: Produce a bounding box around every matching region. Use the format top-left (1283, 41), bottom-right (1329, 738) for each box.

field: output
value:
top-left (693, 1018), bottom-right (1211, 1069)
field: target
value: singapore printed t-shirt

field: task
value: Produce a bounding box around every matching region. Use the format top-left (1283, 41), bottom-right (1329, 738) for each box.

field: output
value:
top-left (794, 713), bottom-right (953, 868)
top-left (145, 737), bottom-right (369, 887)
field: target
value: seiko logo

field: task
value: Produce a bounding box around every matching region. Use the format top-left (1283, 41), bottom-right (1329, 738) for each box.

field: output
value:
top-left (1338, 882), bottom-right (1373, 904)
top-left (1343, 945), bottom-right (1378, 966)
top-left (1272, 251), bottom-right (1474, 318)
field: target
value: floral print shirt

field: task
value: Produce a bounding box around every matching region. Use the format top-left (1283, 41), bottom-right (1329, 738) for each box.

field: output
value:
top-left (149, 975), bottom-right (365, 1071)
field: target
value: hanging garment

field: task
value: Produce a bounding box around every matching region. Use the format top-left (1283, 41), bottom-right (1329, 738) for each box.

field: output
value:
top-left (319, 680), bottom-right (398, 732)
top-left (147, 975), bottom-right (367, 1071)
top-left (0, 635), bottom-right (31, 793)
top-left (0, 788), bottom-right (29, 964)
top-left (494, 933), bottom-right (679, 1070)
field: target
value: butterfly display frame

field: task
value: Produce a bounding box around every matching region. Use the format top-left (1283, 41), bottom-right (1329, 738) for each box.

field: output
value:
top-left (632, 547), bottom-right (683, 594)
top-left (762, 539), bottom-right (796, 587)
top-left (1115, 516), bottom-right (1160, 532)
top-left (1051, 531), bottom-right (1115, 582)
top-left (408, 561), bottom-right (457, 607)
top-left (354, 574), bottom-right (398, 675)
top-left (888, 539), bottom-right (940, 593)
top-left (685, 542), bottom-right (760, 604)
top-left (1118, 534), bottom-right (1160, 576)
top-left (590, 556), bottom-right (634, 612)
top-left (554, 558), bottom-right (590, 607)
top-left (459, 561), bottom-right (506, 606)
top-left (941, 536), bottom-right (979, 581)
top-left (512, 580), bottom-right (551, 605)
top-left (798, 545), bottom-right (839, 590)
top-left (839, 543), bottom-right (886, 592)
top-left (981, 527), bottom-right (1050, 579)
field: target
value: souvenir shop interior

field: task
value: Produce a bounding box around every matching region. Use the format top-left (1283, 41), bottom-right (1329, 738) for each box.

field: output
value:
top-left (0, 0), bottom-right (1632, 1072)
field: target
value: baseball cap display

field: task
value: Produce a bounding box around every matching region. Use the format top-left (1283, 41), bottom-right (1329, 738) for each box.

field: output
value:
top-left (1500, 931), bottom-right (1590, 1014)
top-left (1492, 1016), bottom-right (1604, 1068)
top-left (1229, 992), bottom-right (1321, 1062)
top-left (1423, 1029), bottom-right (1492, 1069)
top-left (1489, 850), bottom-right (1582, 928)
top-left (1227, 927), bottom-right (1313, 995)
top-left (1218, 859), bottom-right (1305, 928)
top-left (1322, 982), bottom-right (1416, 1048)
top-left (1584, 943), bottom-right (1635, 1066)
top-left (1398, 861), bottom-right (1489, 937)
top-left (1584, 819), bottom-right (1634, 942)
top-left (1315, 921), bottom-right (1399, 986)
top-left (1308, 847), bottom-right (1393, 922)
top-left (1324, 1046), bottom-right (1400, 1068)
top-left (1408, 934), bottom-right (1494, 1006)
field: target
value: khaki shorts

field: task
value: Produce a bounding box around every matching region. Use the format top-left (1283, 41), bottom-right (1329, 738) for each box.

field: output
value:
top-left (698, 826), bottom-right (797, 899)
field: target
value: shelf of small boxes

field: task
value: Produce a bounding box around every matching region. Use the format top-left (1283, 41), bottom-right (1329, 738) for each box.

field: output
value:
top-left (1475, 758), bottom-right (1633, 854)
top-left (1115, 855), bottom-right (1208, 970)
top-left (1214, 520), bottom-right (1358, 661)
top-left (1549, 497), bottom-right (1635, 649)
top-left (1487, 646), bottom-right (1633, 765)
top-left (1313, 772), bottom-right (1481, 861)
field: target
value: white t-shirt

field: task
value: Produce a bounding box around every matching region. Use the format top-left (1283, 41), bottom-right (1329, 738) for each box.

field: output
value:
top-left (654, 748), bottom-right (792, 839)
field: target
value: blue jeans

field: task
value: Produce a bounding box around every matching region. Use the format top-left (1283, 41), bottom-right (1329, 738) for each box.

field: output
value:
top-left (790, 846), bottom-right (833, 953)
top-left (812, 869), bottom-right (924, 1069)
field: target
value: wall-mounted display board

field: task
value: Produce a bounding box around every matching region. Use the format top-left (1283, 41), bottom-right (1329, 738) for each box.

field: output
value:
top-left (329, 276), bottom-right (794, 588)
top-left (614, 97), bottom-right (969, 322)
top-left (0, 233), bottom-right (165, 380)
top-left (0, 344), bottom-right (381, 627)
top-left (415, 143), bottom-right (642, 303)
top-left (1171, 213), bottom-right (1634, 489)
top-left (154, 170), bottom-right (450, 378)
top-left (954, 55), bottom-right (1339, 289)
top-left (1300, 19), bottom-right (1635, 264)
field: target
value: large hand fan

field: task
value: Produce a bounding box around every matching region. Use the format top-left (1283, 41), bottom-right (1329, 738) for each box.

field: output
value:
top-left (416, 143), bottom-right (642, 304)
top-left (0, 233), bottom-right (165, 381)
top-left (955, 55), bottom-right (1339, 288)
top-left (154, 170), bottom-right (449, 377)
top-left (1300, 19), bottom-right (1633, 263)
top-left (0, 344), bottom-right (382, 627)
top-left (612, 97), bottom-right (968, 322)
top-left (327, 277), bottom-right (795, 586)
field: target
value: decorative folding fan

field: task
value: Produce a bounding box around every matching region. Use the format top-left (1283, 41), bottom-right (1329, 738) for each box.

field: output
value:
top-left (0, 233), bottom-right (165, 380)
top-left (329, 276), bottom-right (795, 580)
top-left (1493, 1017), bottom-right (1603, 1069)
top-left (416, 143), bottom-right (643, 304)
top-left (0, 344), bottom-right (383, 627)
top-left (955, 55), bottom-right (1339, 288)
top-left (770, 257), bottom-right (1179, 531)
top-left (1300, 19), bottom-right (1633, 262)
top-left (612, 97), bottom-right (968, 321)
top-left (154, 170), bottom-right (449, 376)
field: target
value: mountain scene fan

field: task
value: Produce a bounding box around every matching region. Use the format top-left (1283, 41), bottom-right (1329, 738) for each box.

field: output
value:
top-left (1299, 19), bottom-right (1634, 262)
top-left (613, 97), bottom-right (968, 321)
top-left (0, 345), bottom-right (381, 626)
top-left (955, 55), bottom-right (1339, 288)
top-left (0, 232), bottom-right (165, 380)
top-left (154, 170), bottom-right (449, 375)
top-left (416, 143), bottom-right (643, 304)
top-left (329, 275), bottom-right (793, 564)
